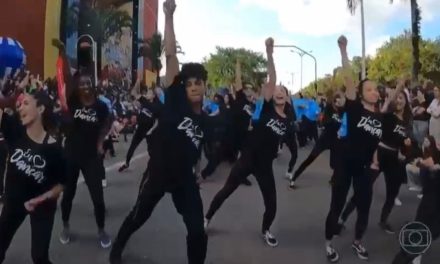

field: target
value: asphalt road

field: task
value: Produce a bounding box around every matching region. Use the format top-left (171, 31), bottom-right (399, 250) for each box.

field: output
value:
top-left (1, 137), bottom-right (438, 264)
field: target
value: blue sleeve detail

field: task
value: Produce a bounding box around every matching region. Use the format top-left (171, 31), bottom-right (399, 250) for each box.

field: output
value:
top-left (159, 92), bottom-right (165, 104)
top-left (337, 112), bottom-right (348, 138)
top-left (252, 98), bottom-right (264, 122)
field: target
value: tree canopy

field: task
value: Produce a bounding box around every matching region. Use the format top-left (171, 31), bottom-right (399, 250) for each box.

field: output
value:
top-left (301, 32), bottom-right (440, 96)
top-left (203, 47), bottom-right (267, 90)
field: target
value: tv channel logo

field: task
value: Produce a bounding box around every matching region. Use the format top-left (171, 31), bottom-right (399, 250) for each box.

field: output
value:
top-left (399, 221), bottom-right (432, 255)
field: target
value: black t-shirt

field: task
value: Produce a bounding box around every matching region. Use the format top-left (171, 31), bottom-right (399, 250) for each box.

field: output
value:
top-left (413, 100), bottom-right (430, 121)
top-left (381, 113), bottom-right (408, 150)
top-left (322, 105), bottom-right (343, 139)
top-left (344, 99), bottom-right (383, 165)
top-left (65, 97), bottom-right (109, 157)
top-left (137, 97), bottom-right (162, 131)
top-left (146, 85), bottom-right (205, 190)
top-left (247, 100), bottom-right (290, 159)
top-left (1, 114), bottom-right (66, 202)
top-left (231, 90), bottom-right (253, 132)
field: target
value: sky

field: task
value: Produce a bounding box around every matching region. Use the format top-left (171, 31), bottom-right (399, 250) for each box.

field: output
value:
top-left (157, 0), bottom-right (440, 93)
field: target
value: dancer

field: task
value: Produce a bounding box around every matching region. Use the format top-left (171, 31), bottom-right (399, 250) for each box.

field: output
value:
top-left (282, 88), bottom-right (298, 180)
top-left (0, 90), bottom-right (65, 264)
top-left (392, 139), bottom-right (440, 264)
top-left (340, 80), bottom-right (412, 234)
top-left (288, 92), bottom-right (344, 187)
top-left (119, 75), bottom-right (162, 172)
top-left (53, 40), bottom-right (112, 248)
top-left (324, 35), bottom-right (382, 262)
top-left (205, 37), bottom-right (291, 247)
top-left (0, 129), bottom-right (7, 203)
top-left (110, 1), bottom-right (207, 263)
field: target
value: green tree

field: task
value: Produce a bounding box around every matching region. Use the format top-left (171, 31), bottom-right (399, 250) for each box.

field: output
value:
top-left (368, 32), bottom-right (440, 83)
top-left (138, 33), bottom-right (164, 85)
top-left (390, 0), bottom-right (422, 82)
top-left (348, 0), bottom-right (422, 82)
top-left (203, 47), bottom-right (267, 89)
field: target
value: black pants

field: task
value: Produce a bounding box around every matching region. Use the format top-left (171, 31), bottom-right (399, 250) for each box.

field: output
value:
top-left (341, 146), bottom-right (402, 224)
top-left (202, 140), bottom-right (222, 179)
top-left (125, 126), bottom-right (148, 165)
top-left (284, 132), bottom-right (298, 173)
top-left (392, 169), bottom-right (440, 264)
top-left (0, 140), bottom-right (7, 195)
top-left (103, 138), bottom-right (115, 157)
top-left (206, 150), bottom-right (277, 233)
top-left (0, 200), bottom-right (56, 264)
top-left (303, 117), bottom-right (318, 142)
top-left (325, 140), bottom-right (373, 241)
top-left (297, 120), bottom-right (308, 147)
top-left (61, 155), bottom-right (106, 229)
top-left (111, 164), bottom-right (207, 264)
top-left (293, 133), bottom-right (330, 181)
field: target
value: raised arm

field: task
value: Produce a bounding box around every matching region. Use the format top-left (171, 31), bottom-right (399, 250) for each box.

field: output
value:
top-left (234, 59), bottom-right (243, 94)
top-left (262, 37), bottom-right (276, 101)
top-left (52, 39), bottom-right (74, 100)
top-left (163, 0), bottom-right (179, 88)
top-left (381, 79), bottom-right (405, 113)
top-left (338, 36), bottom-right (356, 101)
top-left (130, 72), bottom-right (142, 98)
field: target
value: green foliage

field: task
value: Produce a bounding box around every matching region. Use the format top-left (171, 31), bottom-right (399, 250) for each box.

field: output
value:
top-left (368, 32), bottom-right (440, 83)
top-left (302, 32), bottom-right (440, 94)
top-left (203, 47), bottom-right (267, 89)
top-left (139, 33), bottom-right (164, 72)
top-left (138, 33), bottom-right (164, 84)
top-left (66, 1), bottom-right (132, 43)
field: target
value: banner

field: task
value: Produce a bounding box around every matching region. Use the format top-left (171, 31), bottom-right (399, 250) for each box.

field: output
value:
top-left (56, 56), bottom-right (68, 111)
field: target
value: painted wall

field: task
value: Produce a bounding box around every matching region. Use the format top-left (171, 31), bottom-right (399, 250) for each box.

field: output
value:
top-left (0, 0), bottom-right (47, 76)
top-left (44, 0), bottom-right (62, 78)
top-left (143, 0), bottom-right (158, 70)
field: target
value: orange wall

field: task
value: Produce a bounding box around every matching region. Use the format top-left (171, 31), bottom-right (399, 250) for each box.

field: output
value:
top-left (143, 0), bottom-right (158, 70)
top-left (0, 0), bottom-right (47, 76)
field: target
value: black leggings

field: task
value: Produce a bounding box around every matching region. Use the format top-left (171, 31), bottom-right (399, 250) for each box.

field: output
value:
top-left (392, 169), bottom-right (440, 264)
top-left (111, 164), bottom-right (207, 264)
top-left (125, 126), bottom-right (148, 165)
top-left (341, 146), bottom-right (402, 224)
top-left (0, 140), bottom-right (7, 195)
top-left (284, 132), bottom-right (298, 173)
top-left (61, 156), bottom-right (106, 229)
top-left (0, 200), bottom-right (56, 264)
top-left (206, 151), bottom-right (277, 233)
top-left (293, 134), bottom-right (330, 181)
top-left (202, 140), bottom-right (222, 179)
top-left (325, 141), bottom-right (373, 241)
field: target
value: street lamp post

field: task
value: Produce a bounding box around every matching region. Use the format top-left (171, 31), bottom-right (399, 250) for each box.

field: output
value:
top-left (360, 0), bottom-right (366, 79)
top-left (290, 50), bottom-right (311, 90)
top-left (275, 45), bottom-right (318, 93)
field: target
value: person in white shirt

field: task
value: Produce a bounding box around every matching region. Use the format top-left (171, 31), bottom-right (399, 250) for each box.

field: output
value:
top-left (427, 86), bottom-right (440, 146)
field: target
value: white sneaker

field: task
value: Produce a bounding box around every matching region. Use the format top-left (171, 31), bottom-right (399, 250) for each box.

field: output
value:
top-left (417, 194), bottom-right (423, 199)
top-left (394, 198), bottom-right (402, 206)
top-left (326, 245), bottom-right (340, 263)
top-left (262, 231), bottom-right (278, 247)
top-left (285, 172), bottom-right (293, 180)
top-left (204, 218), bottom-right (210, 231)
top-left (102, 179), bottom-right (107, 188)
top-left (412, 255), bottom-right (422, 264)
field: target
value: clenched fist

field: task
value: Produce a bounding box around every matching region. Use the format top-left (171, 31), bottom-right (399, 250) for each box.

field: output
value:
top-left (265, 37), bottom-right (274, 55)
top-left (337, 35), bottom-right (347, 50)
top-left (163, 0), bottom-right (176, 17)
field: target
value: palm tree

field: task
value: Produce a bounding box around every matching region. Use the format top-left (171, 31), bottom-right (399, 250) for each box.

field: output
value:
top-left (347, 0), bottom-right (422, 82)
top-left (138, 32), bottom-right (165, 85)
top-left (390, 0), bottom-right (422, 82)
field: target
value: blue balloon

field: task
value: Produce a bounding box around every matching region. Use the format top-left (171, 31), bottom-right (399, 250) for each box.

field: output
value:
top-left (0, 37), bottom-right (26, 79)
